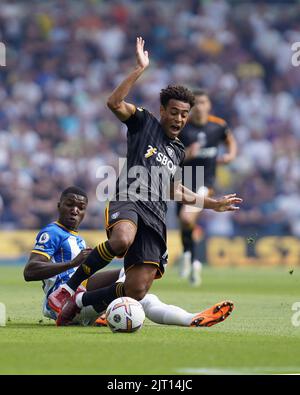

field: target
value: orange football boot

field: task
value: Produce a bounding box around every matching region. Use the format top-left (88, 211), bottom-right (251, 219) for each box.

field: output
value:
top-left (94, 313), bottom-right (107, 327)
top-left (190, 300), bottom-right (234, 327)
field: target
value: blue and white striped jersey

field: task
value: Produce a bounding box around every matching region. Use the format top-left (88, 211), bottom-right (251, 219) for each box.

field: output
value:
top-left (32, 221), bottom-right (86, 319)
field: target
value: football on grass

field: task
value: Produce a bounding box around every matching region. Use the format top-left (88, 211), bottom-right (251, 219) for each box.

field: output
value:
top-left (106, 296), bottom-right (145, 333)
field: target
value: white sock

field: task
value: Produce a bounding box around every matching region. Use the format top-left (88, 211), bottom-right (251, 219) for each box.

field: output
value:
top-left (140, 294), bottom-right (194, 327)
top-left (75, 292), bottom-right (84, 308)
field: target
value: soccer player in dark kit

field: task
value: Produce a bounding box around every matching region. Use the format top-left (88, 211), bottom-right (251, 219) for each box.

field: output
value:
top-left (49, 37), bottom-right (242, 325)
top-left (24, 186), bottom-right (236, 328)
top-left (178, 90), bottom-right (237, 286)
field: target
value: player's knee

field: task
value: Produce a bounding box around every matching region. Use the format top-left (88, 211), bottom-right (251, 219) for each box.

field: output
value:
top-left (125, 284), bottom-right (148, 301)
top-left (140, 293), bottom-right (160, 309)
top-left (109, 233), bottom-right (134, 256)
top-left (141, 293), bottom-right (159, 304)
top-left (109, 223), bottom-right (136, 256)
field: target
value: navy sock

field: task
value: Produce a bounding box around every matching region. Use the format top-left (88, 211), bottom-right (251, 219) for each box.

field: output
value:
top-left (82, 283), bottom-right (126, 313)
top-left (67, 241), bottom-right (116, 291)
top-left (181, 227), bottom-right (196, 263)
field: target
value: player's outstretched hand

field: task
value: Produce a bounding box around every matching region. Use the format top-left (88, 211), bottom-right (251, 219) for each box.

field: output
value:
top-left (136, 36), bottom-right (149, 70)
top-left (214, 194), bottom-right (243, 212)
top-left (71, 248), bottom-right (93, 267)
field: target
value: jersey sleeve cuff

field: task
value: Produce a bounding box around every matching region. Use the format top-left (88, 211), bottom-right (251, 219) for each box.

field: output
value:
top-left (31, 250), bottom-right (51, 260)
top-left (121, 105), bottom-right (137, 124)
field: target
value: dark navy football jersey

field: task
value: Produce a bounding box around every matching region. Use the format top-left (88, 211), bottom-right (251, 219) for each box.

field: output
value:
top-left (180, 115), bottom-right (230, 189)
top-left (115, 106), bottom-right (185, 224)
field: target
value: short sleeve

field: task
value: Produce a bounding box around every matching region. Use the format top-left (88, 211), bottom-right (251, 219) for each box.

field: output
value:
top-left (122, 106), bottom-right (147, 134)
top-left (32, 228), bottom-right (61, 260)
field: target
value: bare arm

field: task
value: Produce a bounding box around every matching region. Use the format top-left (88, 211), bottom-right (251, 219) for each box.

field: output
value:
top-left (217, 131), bottom-right (237, 164)
top-left (107, 37), bottom-right (149, 121)
top-left (172, 182), bottom-right (242, 212)
top-left (23, 249), bottom-right (92, 282)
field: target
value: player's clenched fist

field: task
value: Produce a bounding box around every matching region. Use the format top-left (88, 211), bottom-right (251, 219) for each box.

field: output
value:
top-left (71, 248), bottom-right (92, 267)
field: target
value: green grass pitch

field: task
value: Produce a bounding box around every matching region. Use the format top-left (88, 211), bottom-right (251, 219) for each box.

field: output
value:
top-left (1, 265), bottom-right (300, 375)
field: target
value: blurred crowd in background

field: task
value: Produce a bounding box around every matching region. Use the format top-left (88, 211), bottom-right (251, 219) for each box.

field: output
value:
top-left (0, 0), bottom-right (299, 237)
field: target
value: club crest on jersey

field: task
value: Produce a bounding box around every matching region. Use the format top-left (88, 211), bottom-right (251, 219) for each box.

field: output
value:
top-left (145, 145), bottom-right (157, 158)
top-left (166, 146), bottom-right (174, 158)
top-left (38, 232), bottom-right (50, 244)
top-left (111, 212), bottom-right (120, 220)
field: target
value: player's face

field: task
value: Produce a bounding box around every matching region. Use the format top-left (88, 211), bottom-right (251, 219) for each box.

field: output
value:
top-left (160, 99), bottom-right (191, 139)
top-left (57, 194), bottom-right (88, 231)
top-left (191, 95), bottom-right (211, 120)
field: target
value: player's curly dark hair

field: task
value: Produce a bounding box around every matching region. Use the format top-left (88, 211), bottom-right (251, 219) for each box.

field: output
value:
top-left (160, 85), bottom-right (195, 108)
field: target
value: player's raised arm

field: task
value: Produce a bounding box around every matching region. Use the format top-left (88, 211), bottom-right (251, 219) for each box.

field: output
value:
top-left (107, 37), bottom-right (149, 121)
top-left (172, 182), bottom-right (242, 212)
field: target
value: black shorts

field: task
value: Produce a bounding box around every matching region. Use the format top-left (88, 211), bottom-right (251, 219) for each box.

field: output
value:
top-left (105, 200), bottom-right (168, 279)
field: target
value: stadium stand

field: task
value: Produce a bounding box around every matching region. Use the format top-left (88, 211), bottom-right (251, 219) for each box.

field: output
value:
top-left (0, 0), bottom-right (299, 238)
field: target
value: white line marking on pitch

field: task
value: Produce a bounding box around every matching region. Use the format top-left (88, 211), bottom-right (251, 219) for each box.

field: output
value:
top-left (177, 367), bottom-right (300, 375)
